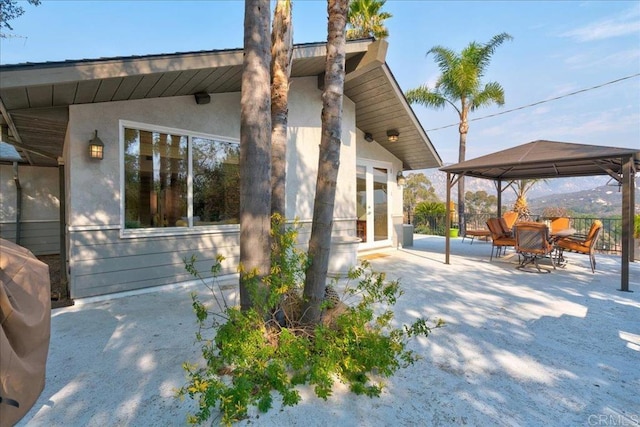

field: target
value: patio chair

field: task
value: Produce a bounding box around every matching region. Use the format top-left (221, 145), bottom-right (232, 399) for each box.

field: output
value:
top-left (498, 217), bottom-right (513, 237)
top-left (514, 222), bottom-right (555, 273)
top-left (555, 220), bottom-right (603, 273)
top-left (462, 228), bottom-right (491, 244)
top-left (502, 211), bottom-right (519, 233)
top-left (486, 218), bottom-right (516, 261)
top-left (549, 217), bottom-right (571, 235)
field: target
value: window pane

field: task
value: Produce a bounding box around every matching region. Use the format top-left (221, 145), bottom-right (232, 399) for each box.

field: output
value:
top-left (192, 137), bottom-right (240, 226)
top-left (373, 167), bottom-right (388, 241)
top-left (124, 128), bottom-right (188, 228)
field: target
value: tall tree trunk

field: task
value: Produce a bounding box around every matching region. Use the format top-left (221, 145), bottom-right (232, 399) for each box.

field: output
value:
top-left (301, 0), bottom-right (349, 325)
top-left (270, 0), bottom-right (293, 218)
top-left (458, 112), bottom-right (468, 235)
top-left (240, 0), bottom-right (272, 311)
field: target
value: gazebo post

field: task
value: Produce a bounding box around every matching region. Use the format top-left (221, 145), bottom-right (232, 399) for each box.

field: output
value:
top-left (496, 180), bottom-right (503, 217)
top-left (629, 157), bottom-right (636, 263)
top-left (445, 172), bottom-right (452, 265)
top-left (620, 155), bottom-right (633, 292)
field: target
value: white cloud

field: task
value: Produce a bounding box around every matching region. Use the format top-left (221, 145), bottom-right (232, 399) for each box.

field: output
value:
top-left (561, 5), bottom-right (640, 42)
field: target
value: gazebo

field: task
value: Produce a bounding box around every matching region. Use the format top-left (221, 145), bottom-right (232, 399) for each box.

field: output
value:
top-left (440, 140), bottom-right (639, 292)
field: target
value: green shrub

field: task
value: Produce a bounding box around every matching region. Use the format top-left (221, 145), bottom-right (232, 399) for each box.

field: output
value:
top-left (176, 216), bottom-right (443, 425)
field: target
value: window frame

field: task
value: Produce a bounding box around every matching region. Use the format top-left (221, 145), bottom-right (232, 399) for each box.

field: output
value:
top-left (119, 119), bottom-right (240, 238)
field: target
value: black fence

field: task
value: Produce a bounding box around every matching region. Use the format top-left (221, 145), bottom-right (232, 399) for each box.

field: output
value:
top-left (414, 213), bottom-right (625, 254)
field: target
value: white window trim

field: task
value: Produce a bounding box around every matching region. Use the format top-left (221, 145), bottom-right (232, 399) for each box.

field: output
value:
top-left (119, 119), bottom-right (240, 239)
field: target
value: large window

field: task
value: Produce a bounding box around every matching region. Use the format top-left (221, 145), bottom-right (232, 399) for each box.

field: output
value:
top-left (122, 123), bottom-right (239, 231)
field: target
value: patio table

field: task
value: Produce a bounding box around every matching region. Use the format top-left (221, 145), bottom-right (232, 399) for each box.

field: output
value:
top-left (550, 228), bottom-right (576, 266)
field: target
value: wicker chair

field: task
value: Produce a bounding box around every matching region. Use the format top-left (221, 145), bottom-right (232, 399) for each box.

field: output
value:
top-left (556, 220), bottom-right (603, 273)
top-left (486, 218), bottom-right (516, 260)
top-left (514, 222), bottom-right (555, 273)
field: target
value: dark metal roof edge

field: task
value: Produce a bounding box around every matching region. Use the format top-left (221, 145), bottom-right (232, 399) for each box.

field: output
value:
top-left (440, 140), bottom-right (640, 173)
top-left (0, 38), bottom-right (375, 71)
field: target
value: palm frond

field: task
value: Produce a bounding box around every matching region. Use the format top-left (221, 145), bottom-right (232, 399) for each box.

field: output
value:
top-left (405, 86), bottom-right (448, 110)
top-left (471, 82), bottom-right (505, 110)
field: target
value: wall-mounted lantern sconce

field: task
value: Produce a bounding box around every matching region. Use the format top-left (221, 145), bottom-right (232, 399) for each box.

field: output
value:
top-left (396, 171), bottom-right (406, 186)
top-left (364, 132), bottom-right (374, 142)
top-left (88, 130), bottom-right (104, 160)
top-left (194, 92), bottom-right (211, 105)
top-left (387, 129), bottom-right (399, 143)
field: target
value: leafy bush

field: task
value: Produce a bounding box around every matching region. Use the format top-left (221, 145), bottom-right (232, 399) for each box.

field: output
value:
top-left (176, 216), bottom-right (443, 425)
top-left (414, 224), bottom-right (431, 234)
top-left (412, 202), bottom-right (448, 235)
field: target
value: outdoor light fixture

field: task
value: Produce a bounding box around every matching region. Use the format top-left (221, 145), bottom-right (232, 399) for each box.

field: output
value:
top-left (387, 129), bottom-right (399, 143)
top-left (88, 130), bottom-right (104, 160)
top-left (396, 171), bottom-right (406, 186)
top-left (194, 92), bottom-right (211, 105)
top-left (364, 132), bottom-right (374, 142)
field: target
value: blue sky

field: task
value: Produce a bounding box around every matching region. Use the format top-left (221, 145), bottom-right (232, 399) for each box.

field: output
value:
top-left (1, 0), bottom-right (639, 168)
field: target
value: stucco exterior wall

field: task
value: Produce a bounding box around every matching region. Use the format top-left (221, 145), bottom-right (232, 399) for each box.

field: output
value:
top-left (0, 165), bottom-right (59, 222)
top-left (63, 76), bottom-right (360, 298)
top-left (0, 165), bottom-right (60, 254)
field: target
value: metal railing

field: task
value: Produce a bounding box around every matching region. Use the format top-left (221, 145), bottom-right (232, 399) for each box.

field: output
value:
top-left (413, 213), bottom-right (625, 254)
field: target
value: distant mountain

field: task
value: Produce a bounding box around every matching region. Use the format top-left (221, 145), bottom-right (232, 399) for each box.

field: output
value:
top-left (527, 184), bottom-right (640, 217)
top-left (415, 168), bottom-right (639, 216)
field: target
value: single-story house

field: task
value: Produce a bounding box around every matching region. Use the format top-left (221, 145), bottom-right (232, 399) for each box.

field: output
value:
top-left (0, 38), bottom-right (442, 299)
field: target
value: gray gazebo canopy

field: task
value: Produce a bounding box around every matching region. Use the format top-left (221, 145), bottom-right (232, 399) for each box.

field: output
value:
top-left (440, 140), bottom-right (639, 292)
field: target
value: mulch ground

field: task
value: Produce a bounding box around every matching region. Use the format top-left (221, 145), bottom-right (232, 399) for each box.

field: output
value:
top-left (37, 254), bottom-right (74, 309)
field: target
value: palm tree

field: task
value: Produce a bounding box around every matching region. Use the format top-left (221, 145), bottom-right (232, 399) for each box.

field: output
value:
top-left (346, 0), bottom-right (392, 40)
top-left (239, 0), bottom-right (272, 311)
top-left (270, 0), bottom-right (293, 218)
top-left (406, 33), bottom-right (513, 234)
top-left (403, 172), bottom-right (439, 224)
top-left (302, 0), bottom-right (349, 325)
top-left (511, 179), bottom-right (541, 221)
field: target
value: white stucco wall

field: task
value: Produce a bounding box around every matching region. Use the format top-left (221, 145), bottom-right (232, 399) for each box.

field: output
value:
top-left (62, 76), bottom-right (362, 297)
top-left (66, 76), bottom-right (357, 229)
top-left (0, 164), bottom-right (60, 254)
top-left (0, 165), bottom-right (59, 221)
top-left (66, 92), bottom-right (241, 227)
top-left (286, 77), bottom-right (357, 222)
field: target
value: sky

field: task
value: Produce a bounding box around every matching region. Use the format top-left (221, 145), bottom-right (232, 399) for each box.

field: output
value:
top-left (1, 0), bottom-right (639, 171)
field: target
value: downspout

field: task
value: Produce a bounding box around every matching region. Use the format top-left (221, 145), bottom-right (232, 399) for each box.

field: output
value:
top-left (13, 162), bottom-right (22, 245)
top-left (58, 157), bottom-right (69, 299)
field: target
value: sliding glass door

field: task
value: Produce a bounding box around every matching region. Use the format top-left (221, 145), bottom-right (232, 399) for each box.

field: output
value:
top-left (356, 160), bottom-right (392, 249)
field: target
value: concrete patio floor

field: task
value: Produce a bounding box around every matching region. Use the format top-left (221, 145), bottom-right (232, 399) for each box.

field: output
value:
top-left (17, 235), bottom-right (640, 426)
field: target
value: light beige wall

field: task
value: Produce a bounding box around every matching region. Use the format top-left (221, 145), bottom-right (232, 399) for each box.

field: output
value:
top-left (0, 165), bottom-right (59, 222)
top-left (63, 76), bottom-right (359, 297)
top-left (67, 92), bottom-right (241, 227)
top-left (0, 164), bottom-right (60, 254)
top-left (66, 76), bottom-right (357, 228)
top-left (286, 77), bottom-right (357, 224)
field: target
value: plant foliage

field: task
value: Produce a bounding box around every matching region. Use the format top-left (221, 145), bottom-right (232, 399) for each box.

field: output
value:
top-left (176, 216), bottom-right (443, 425)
